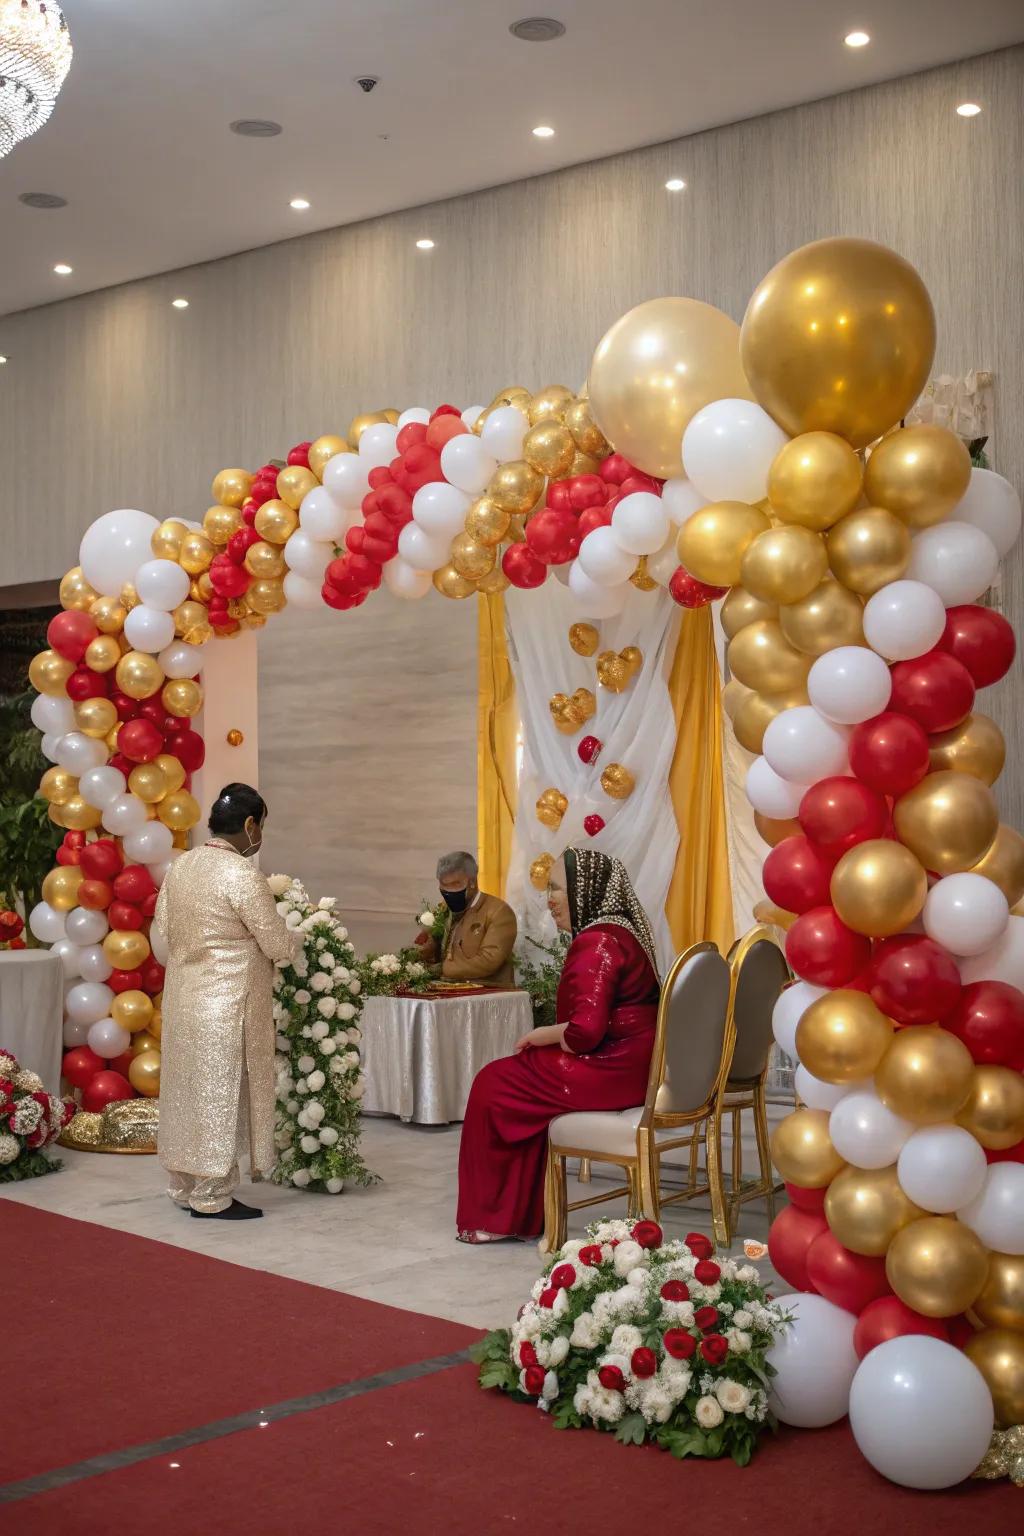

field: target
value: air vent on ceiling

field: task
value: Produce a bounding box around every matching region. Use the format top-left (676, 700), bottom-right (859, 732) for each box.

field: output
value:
top-left (509, 17), bottom-right (566, 42)
top-left (19, 192), bottom-right (68, 209)
top-left (230, 119), bottom-right (283, 138)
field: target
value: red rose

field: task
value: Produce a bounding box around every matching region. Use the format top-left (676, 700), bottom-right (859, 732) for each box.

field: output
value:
top-left (538, 1287), bottom-right (559, 1309)
top-left (523, 1364), bottom-right (546, 1395)
top-left (700, 1335), bottom-right (729, 1366)
top-left (598, 1365), bottom-right (626, 1393)
top-left (660, 1280), bottom-right (690, 1302)
top-left (694, 1259), bottom-right (721, 1285)
top-left (578, 1244), bottom-right (605, 1267)
top-left (631, 1347), bottom-right (658, 1379)
top-left (663, 1329), bottom-right (697, 1360)
top-left (694, 1306), bottom-right (720, 1332)
top-left (519, 1342), bottom-right (538, 1367)
top-left (685, 1232), bottom-right (714, 1260)
top-left (631, 1219), bottom-right (664, 1251)
top-left (551, 1263), bottom-right (576, 1290)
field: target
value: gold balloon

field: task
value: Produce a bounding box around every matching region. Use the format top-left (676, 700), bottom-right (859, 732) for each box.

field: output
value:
top-left (102, 927), bottom-right (150, 969)
top-left (254, 499), bottom-right (299, 546)
top-left (151, 518), bottom-right (189, 561)
top-left (158, 790), bottom-right (200, 832)
top-left (39, 766), bottom-right (77, 806)
top-left (894, 771), bottom-right (998, 876)
top-left (770, 1107), bottom-right (846, 1188)
top-left (830, 839), bottom-right (928, 938)
top-left (490, 385), bottom-right (531, 410)
top-left (767, 432), bottom-right (864, 531)
top-left (754, 811), bottom-right (804, 847)
top-left (572, 688), bottom-right (596, 724)
top-left (589, 297), bottom-right (753, 477)
top-left (465, 497), bottom-right (511, 546)
top-left (753, 899), bottom-right (797, 931)
top-left (120, 582), bottom-right (140, 613)
top-left (740, 237), bottom-right (936, 448)
top-left (536, 788), bottom-right (569, 830)
top-left (147, 1007), bottom-right (162, 1041)
top-left (432, 565), bottom-right (476, 600)
top-left (727, 620), bottom-right (812, 694)
top-left (733, 688), bottom-right (808, 755)
top-left (211, 467), bottom-right (253, 508)
top-left (620, 646), bottom-right (642, 677)
top-left (629, 556), bottom-right (657, 592)
top-left (144, 757), bottom-right (182, 801)
top-left (676, 501), bottom-right (770, 587)
top-left (825, 1165), bottom-right (924, 1256)
top-left (130, 1028), bottom-right (161, 1057)
top-left (720, 587), bottom-right (778, 640)
top-left (530, 853), bottom-right (555, 891)
top-left (956, 1066), bottom-right (1024, 1151)
top-left (203, 504), bottom-right (242, 547)
top-left (29, 650), bottom-right (75, 697)
top-left (506, 514), bottom-right (527, 544)
top-left (875, 1026), bottom-right (974, 1123)
top-left (114, 652), bottom-right (165, 701)
top-left (244, 540), bottom-right (286, 579)
top-left (111, 989), bottom-right (154, 1034)
top-left (381, 408), bottom-right (400, 425)
top-left (451, 533), bottom-right (496, 580)
top-left (178, 530), bottom-right (215, 575)
top-left (779, 578), bottom-right (865, 656)
top-left (488, 460), bottom-right (545, 515)
top-left (563, 396), bottom-right (610, 457)
top-left (596, 650), bottom-right (636, 693)
top-left (975, 1254), bottom-right (1024, 1333)
top-left (600, 763), bottom-right (635, 800)
top-left (192, 571), bottom-right (215, 604)
top-left (477, 566), bottom-right (510, 596)
top-left (90, 594), bottom-right (128, 634)
top-left (59, 566), bottom-right (99, 611)
top-left (569, 450), bottom-right (603, 478)
top-left (886, 1216), bottom-right (990, 1318)
top-left (721, 679), bottom-right (748, 722)
top-left (60, 794), bottom-right (103, 832)
top-left (528, 385), bottom-right (574, 425)
top-left (129, 762), bottom-right (168, 803)
top-left (105, 724), bottom-right (122, 752)
top-left (970, 826), bottom-right (1024, 908)
top-left (246, 578), bottom-right (287, 614)
top-left (277, 464), bottom-right (318, 511)
top-left (569, 622), bottom-right (600, 657)
top-left (965, 1330), bottom-right (1024, 1428)
top-left (826, 507), bottom-right (911, 596)
top-left (348, 411), bottom-right (387, 445)
top-left (928, 714), bottom-right (1005, 787)
top-left (42, 865), bottom-right (83, 911)
top-left (308, 435), bottom-right (350, 479)
top-left (739, 525), bottom-right (828, 605)
top-left (128, 1050), bottom-right (161, 1098)
top-left (83, 635), bottom-right (122, 673)
top-left (523, 421), bottom-right (576, 478)
top-left (864, 424), bottom-right (972, 528)
top-left (795, 989), bottom-right (894, 1083)
top-left (74, 697), bottom-right (118, 739)
top-left (172, 599), bottom-right (209, 640)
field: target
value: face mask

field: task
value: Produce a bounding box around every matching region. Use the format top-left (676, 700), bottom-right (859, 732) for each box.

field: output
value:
top-left (441, 888), bottom-right (468, 913)
top-left (241, 822), bottom-right (262, 858)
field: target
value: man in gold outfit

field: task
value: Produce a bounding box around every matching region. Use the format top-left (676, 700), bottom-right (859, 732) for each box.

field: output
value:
top-left (417, 851), bottom-right (517, 986)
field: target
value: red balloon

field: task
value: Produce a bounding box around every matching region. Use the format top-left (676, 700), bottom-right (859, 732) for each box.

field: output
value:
top-left (395, 422), bottom-right (428, 454)
top-left (786, 905), bottom-right (872, 987)
top-left (165, 729), bottom-right (204, 772)
top-left (62, 1045), bottom-right (104, 1089)
top-left (798, 776), bottom-right (888, 858)
top-left (108, 1048), bottom-right (136, 1078)
top-left (849, 711), bottom-right (931, 798)
top-left (986, 1138), bottom-right (1024, 1164)
top-left (63, 829), bottom-right (87, 850)
top-left (668, 567), bottom-right (728, 608)
top-left (287, 440), bottom-right (311, 468)
top-left (939, 604), bottom-right (1016, 688)
top-left (853, 1296), bottom-right (950, 1359)
top-left (806, 1231), bottom-right (891, 1315)
top-left (526, 509), bottom-right (579, 565)
top-left (209, 552), bottom-right (251, 599)
top-left (140, 891), bottom-right (159, 919)
top-left (377, 484), bottom-right (413, 526)
top-left (767, 1205), bottom-right (828, 1292)
top-left (870, 935), bottom-right (962, 1026)
top-left (118, 718), bottom-right (164, 764)
top-left (140, 958), bottom-right (165, 994)
top-left (321, 583), bottom-right (367, 611)
top-left (946, 1314), bottom-right (978, 1350)
top-left (889, 650), bottom-right (975, 733)
top-left (55, 845), bottom-right (78, 867)
top-left (943, 981), bottom-right (1024, 1070)
top-left (79, 838), bottom-right (123, 881)
top-left (401, 443), bottom-right (443, 492)
top-left (347, 553), bottom-right (383, 591)
top-left (763, 835), bottom-right (835, 915)
top-left (784, 1181), bottom-right (827, 1213)
top-left (65, 667), bottom-right (109, 702)
top-left (227, 526), bottom-right (261, 563)
top-left (77, 879), bottom-right (113, 911)
top-left (108, 968), bottom-right (143, 994)
top-left (502, 545), bottom-right (547, 590)
top-left (108, 900), bottom-right (144, 931)
top-left (569, 474), bottom-right (606, 511)
top-left (111, 691), bottom-right (141, 721)
top-left (425, 414), bottom-right (467, 451)
top-left (47, 610), bottom-right (98, 662)
top-left (577, 736), bottom-right (603, 765)
top-left (583, 814), bottom-right (605, 837)
top-left (113, 865), bottom-right (157, 904)
top-left (599, 453), bottom-right (632, 485)
top-left (82, 1070), bottom-right (134, 1113)
top-left (576, 505), bottom-right (612, 539)
top-left (546, 480), bottom-right (573, 512)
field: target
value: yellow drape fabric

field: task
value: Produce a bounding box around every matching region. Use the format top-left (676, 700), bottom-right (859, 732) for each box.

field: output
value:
top-left (665, 605), bottom-right (735, 956)
top-left (477, 591), bottom-right (518, 898)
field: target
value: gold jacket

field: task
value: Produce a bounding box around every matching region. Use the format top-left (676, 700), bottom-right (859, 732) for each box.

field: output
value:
top-left (442, 891), bottom-right (517, 986)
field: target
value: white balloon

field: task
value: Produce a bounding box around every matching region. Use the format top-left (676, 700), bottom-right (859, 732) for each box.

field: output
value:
top-left (577, 525), bottom-right (636, 587)
top-left (320, 453), bottom-right (370, 510)
top-left (281, 570), bottom-right (324, 610)
top-left (78, 764), bottom-right (127, 810)
top-left (958, 1162), bottom-right (1024, 1254)
top-left (383, 557), bottom-right (432, 601)
top-left (829, 1089), bottom-right (914, 1169)
top-left (40, 731), bottom-right (62, 763)
top-left (55, 733), bottom-right (107, 775)
top-left (808, 646), bottom-right (892, 725)
top-left (646, 532), bottom-right (680, 586)
top-left (953, 467), bottom-right (1021, 557)
top-left (77, 944), bottom-right (113, 984)
top-left (660, 476), bottom-right (706, 529)
top-left (65, 906), bottom-right (108, 945)
top-left (31, 693), bottom-right (75, 735)
top-left (66, 980), bottom-right (114, 1025)
top-left (299, 485), bottom-right (352, 542)
top-left (923, 873), bottom-right (1009, 957)
top-left (124, 604), bottom-right (176, 653)
top-left (51, 938), bottom-right (83, 978)
top-left (480, 405), bottom-right (528, 462)
top-left (412, 481), bottom-right (471, 539)
top-left (958, 914), bottom-right (1024, 988)
top-left (122, 821), bottom-right (174, 864)
top-left (134, 558), bottom-right (190, 612)
top-left (907, 521), bottom-right (999, 607)
top-left (29, 901), bottom-right (66, 944)
top-left (794, 1064), bottom-right (860, 1111)
top-left (283, 528), bottom-right (332, 579)
top-left (102, 793), bottom-right (149, 836)
top-left (398, 407), bottom-right (431, 429)
top-left (63, 1016), bottom-right (90, 1047)
top-left (766, 1293), bottom-right (858, 1427)
top-left (358, 422), bottom-right (399, 470)
top-left (158, 641), bottom-right (204, 680)
top-left (763, 706), bottom-right (850, 783)
top-left (681, 398), bottom-right (789, 504)
top-left (772, 981), bottom-right (827, 1060)
top-left (863, 580), bottom-right (947, 661)
top-left (566, 560), bottom-right (629, 618)
top-left (397, 521), bottom-right (450, 573)
top-left (87, 1017), bottom-right (131, 1059)
top-left (461, 405), bottom-right (485, 430)
top-left (439, 434), bottom-right (497, 495)
top-left (611, 492), bottom-right (669, 556)
top-left (79, 509), bottom-right (159, 595)
top-left (897, 1124), bottom-right (987, 1213)
top-left (745, 755), bottom-right (809, 819)
top-left (150, 922), bottom-right (170, 965)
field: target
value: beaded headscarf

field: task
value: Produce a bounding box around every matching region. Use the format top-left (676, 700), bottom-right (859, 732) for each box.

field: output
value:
top-left (563, 847), bottom-right (659, 979)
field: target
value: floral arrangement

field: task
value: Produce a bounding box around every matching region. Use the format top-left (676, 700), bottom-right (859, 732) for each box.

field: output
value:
top-left (417, 899), bottom-right (448, 947)
top-left (474, 1218), bottom-right (791, 1466)
top-left (356, 950), bottom-right (430, 999)
top-left (0, 910), bottom-right (25, 950)
top-left (515, 931), bottom-right (569, 1027)
top-left (0, 1049), bottom-right (74, 1181)
top-left (268, 876), bottom-right (374, 1193)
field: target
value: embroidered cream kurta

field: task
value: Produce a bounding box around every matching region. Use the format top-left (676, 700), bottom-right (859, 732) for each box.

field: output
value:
top-left (154, 841), bottom-right (297, 1180)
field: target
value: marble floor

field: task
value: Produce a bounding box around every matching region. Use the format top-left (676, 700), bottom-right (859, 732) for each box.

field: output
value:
top-left (1, 1117), bottom-right (780, 1330)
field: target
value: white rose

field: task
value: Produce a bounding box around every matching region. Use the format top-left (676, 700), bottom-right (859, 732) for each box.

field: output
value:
top-left (541, 1370), bottom-right (559, 1402)
top-left (318, 896), bottom-right (337, 911)
top-left (335, 926), bottom-right (348, 941)
top-left (274, 1128), bottom-right (293, 1149)
top-left (300, 1135), bottom-right (319, 1153)
top-left (570, 1312), bottom-right (601, 1350)
top-left (295, 1078), bottom-right (308, 1095)
top-left (275, 1034), bottom-right (289, 1052)
top-left (325, 1176), bottom-right (344, 1193)
top-left (715, 1378), bottom-right (751, 1413)
top-left (311, 1021), bottom-right (329, 1040)
top-left (300, 914), bottom-right (319, 931)
top-left (337, 1003), bottom-right (356, 1022)
top-left (305, 1101), bottom-right (325, 1123)
top-left (291, 1168), bottom-right (311, 1187)
top-left (695, 1395), bottom-right (724, 1429)
top-left (315, 936), bottom-right (327, 950)
top-left (285, 911), bottom-right (302, 929)
top-left (306, 1070), bottom-right (326, 1091)
top-left (641, 1383), bottom-right (674, 1423)
top-left (300, 1026), bottom-right (312, 1038)
top-left (626, 1267), bottom-right (649, 1289)
top-left (732, 1309), bottom-right (753, 1329)
top-left (612, 1240), bottom-right (645, 1277)
top-left (275, 900), bottom-right (290, 915)
top-left (268, 874), bottom-right (292, 896)
top-left (348, 978), bottom-right (361, 995)
top-left (318, 1127), bottom-right (339, 1146)
top-left (552, 1289), bottom-right (570, 1318)
top-left (419, 910), bottom-right (435, 928)
top-left (319, 1038), bottom-right (336, 1056)
top-left (345, 1027), bottom-right (362, 1043)
top-left (610, 1324), bottom-right (643, 1356)
top-left (725, 1329), bottom-right (752, 1355)
top-left (310, 972), bottom-right (331, 993)
top-left (293, 956), bottom-right (308, 977)
top-left (548, 1336), bottom-right (570, 1366)
top-left (286, 1098), bottom-right (299, 1114)
top-left (294, 990), bottom-right (311, 1006)
top-left (297, 1054), bottom-right (315, 1074)
top-left (350, 1077), bottom-right (365, 1099)
top-left (317, 998), bottom-right (337, 1019)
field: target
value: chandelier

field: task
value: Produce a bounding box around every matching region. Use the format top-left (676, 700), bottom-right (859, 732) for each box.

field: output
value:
top-left (0, 0), bottom-right (72, 159)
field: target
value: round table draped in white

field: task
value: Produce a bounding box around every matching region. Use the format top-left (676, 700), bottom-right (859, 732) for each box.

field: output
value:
top-left (0, 949), bottom-right (64, 1092)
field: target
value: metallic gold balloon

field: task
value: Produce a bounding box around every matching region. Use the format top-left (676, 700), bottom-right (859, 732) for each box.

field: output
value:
top-left (211, 467), bottom-right (253, 508)
top-left (432, 564), bottom-right (476, 600)
top-left (965, 1330), bottom-right (1024, 1428)
top-left (767, 432), bottom-right (864, 531)
top-left (569, 622), bottom-right (600, 657)
top-left (158, 789), bottom-right (200, 832)
top-left (956, 1066), bottom-right (1024, 1151)
top-left (975, 1254), bottom-right (1024, 1334)
top-left (629, 557), bottom-right (657, 591)
top-left (173, 599), bottom-right (209, 640)
top-left (254, 499), bottom-right (299, 546)
top-left (29, 650), bottom-right (75, 697)
top-left (830, 839), bottom-right (928, 938)
top-left (720, 587), bottom-right (778, 640)
top-left (506, 514), bottom-right (527, 544)
top-left (451, 533), bottom-right (496, 580)
top-left (128, 1049), bottom-right (161, 1098)
top-left (728, 620), bottom-right (812, 694)
top-left (928, 714), bottom-right (1006, 787)
top-left (572, 688), bottom-right (596, 724)
top-left (60, 794), bottom-right (103, 832)
top-left (246, 578), bottom-right (287, 614)
top-left (348, 411), bottom-right (387, 445)
top-left (528, 385), bottom-right (574, 425)
top-left (490, 386), bottom-right (531, 410)
top-left (826, 506), bottom-right (913, 596)
top-left (111, 989), bottom-right (153, 1034)
top-left (970, 825), bottom-right (1024, 907)
top-left (530, 853), bottom-right (555, 891)
top-left (202, 504), bottom-right (242, 547)
top-left (151, 518), bottom-right (189, 561)
top-left (676, 502), bottom-right (771, 588)
top-left (564, 396), bottom-right (610, 457)
top-left (192, 571), bottom-right (215, 604)
top-left (105, 724), bottom-right (122, 752)
top-left (601, 763), bottom-right (635, 800)
top-left (130, 1028), bottom-right (161, 1057)
top-left (179, 530), bottom-right (215, 575)
top-left (796, 989), bottom-right (894, 1083)
top-left (864, 424), bottom-right (972, 528)
top-left (244, 540), bottom-right (286, 579)
top-left (733, 687), bottom-right (809, 755)
top-left (886, 1216), bottom-right (989, 1318)
top-left (160, 679), bottom-right (201, 720)
top-left (825, 1164), bottom-right (924, 1256)
top-left (589, 297), bottom-right (753, 477)
top-left (894, 771), bottom-right (999, 876)
top-left (83, 635), bottom-right (121, 673)
top-left (739, 525), bottom-right (828, 605)
top-left (596, 650), bottom-right (633, 693)
top-left (770, 1107), bottom-right (846, 1188)
top-left (115, 651), bottom-right (165, 701)
top-left (308, 434), bottom-right (350, 479)
top-left (120, 581), bottom-right (140, 613)
top-left (59, 566), bottom-right (99, 611)
top-left (779, 578), bottom-right (865, 656)
top-left (620, 647), bottom-right (642, 677)
top-left (148, 1005), bottom-right (162, 1040)
top-left (523, 421), bottom-right (576, 478)
top-left (477, 566), bottom-right (510, 595)
top-left (90, 594), bottom-right (128, 634)
top-left (753, 899), bottom-right (797, 931)
top-left (488, 460), bottom-right (545, 515)
top-left (226, 729), bottom-right (244, 748)
top-left (277, 464), bottom-right (318, 511)
top-left (875, 1025), bottom-right (974, 1123)
top-left (465, 497), bottom-right (511, 546)
top-left (39, 766), bottom-right (77, 806)
top-left (536, 788), bottom-right (569, 830)
top-left (74, 697), bottom-right (118, 739)
top-left (721, 679), bottom-right (749, 722)
top-left (129, 762), bottom-right (168, 803)
top-left (569, 450), bottom-right (603, 478)
top-left (740, 237), bottom-right (936, 448)
top-left (550, 693), bottom-right (583, 733)
top-left (754, 811), bottom-right (803, 847)
top-left (42, 865), bottom-right (84, 911)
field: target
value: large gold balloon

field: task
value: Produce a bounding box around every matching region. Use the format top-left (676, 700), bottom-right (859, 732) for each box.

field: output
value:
top-left (151, 518), bottom-right (189, 561)
top-left (308, 435), bottom-right (350, 479)
top-left (528, 384), bottom-right (574, 425)
top-left (277, 464), bottom-right (319, 511)
top-left (767, 432), bottom-right (864, 531)
top-left (432, 564), bottom-right (476, 600)
top-left (450, 533), bottom-right (496, 581)
top-left (74, 697), bottom-right (118, 739)
top-left (727, 620), bottom-right (812, 694)
top-left (83, 635), bottom-right (122, 673)
top-left (59, 566), bottom-right (99, 611)
top-left (770, 1107), bottom-right (846, 1188)
top-left (130, 1028), bottom-right (161, 1056)
top-left (779, 578), bottom-right (865, 656)
top-left (894, 771), bottom-right (998, 875)
top-left (203, 504), bottom-right (242, 547)
top-left (886, 1216), bottom-right (989, 1318)
top-left (158, 790), bottom-right (200, 832)
top-left (60, 794), bottom-right (103, 832)
top-left (111, 989), bottom-right (153, 1034)
top-left (465, 497), bottom-right (511, 547)
top-left (41, 865), bottom-right (83, 911)
top-left (733, 688), bottom-right (808, 755)
top-left (160, 679), bottom-right (202, 720)
top-left (740, 237), bottom-right (935, 448)
top-left (236, 542), bottom-right (280, 581)
top-left (720, 587), bottom-right (778, 640)
top-left (179, 530), bottom-right (215, 575)
top-left (153, 753), bottom-right (186, 794)
top-left (965, 1330), bottom-right (1024, 1428)
top-left (928, 714), bottom-right (1006, 787)
top-left (39, 766), bottom-right (77, 806)
top-left (956, 1066), bottom-right (1024, 1151)
top-left (795, 989), bottom-right (894, 1083)
top-left (254, 499), bottom-right (299, 545)
top-left (523, 420), bottom-right (576, 478)
top-left (563, 396), bottom-right (609, 457)
top-left (172, 599), bottom-right (210, 643)
top-left (721, 679), bottom-right (749, 723)
top-left (600, 763), bottom-right (635, 800)
top-left (875, 1026), bottom-right (974, 1123)
top-left (863, 424), bottom-right (972, 528)
top-left (128, 762), bottom-right (168, 803)
top-left (488, 460), bottom-right (545, 515)
top-left (970, 825), bottom-right (1024, 908)
top-left (825, 1165), bottom-right (924, 1256)
top-left (975, 1254), bottom-right (1024, 1333)
top-left (90, 594), bottom-right (128, 634)
top-left (677, 502), bottom-right (770, 587)
top-left (754, 811), bottom-right (804, 847)
top-left (29, 650), bottom-right (75, 697)
top-left (212, 468), bottom-right (253, 509)
top-left (128, 1050), bottom-right (161, 1098)
top-left (246, 578), bottom-right (287, 615)
top-left (739, 525), bottom-right (828, 605)
top-left (477, 566), bottom-right (510, 596)
top-left (830, 839), bottom-right (928, 938)
top-left (114, 651), bottom-right (164, 701)
top-left (102, 928), bottom-right (150, 970)
top-left (826, 506), bottom-right (912, 596)
top-left (589, 297), bottom-right (753, 477)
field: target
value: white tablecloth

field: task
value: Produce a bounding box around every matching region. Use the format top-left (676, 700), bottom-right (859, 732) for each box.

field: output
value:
top-left (0, 949), bottom-right (64, 1093)
top-left (360, 990), bottom-right (534, 1124)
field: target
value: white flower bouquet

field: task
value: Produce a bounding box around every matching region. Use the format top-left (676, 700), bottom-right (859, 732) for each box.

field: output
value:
top-left (0, 1048), bottom-right (74, 1183)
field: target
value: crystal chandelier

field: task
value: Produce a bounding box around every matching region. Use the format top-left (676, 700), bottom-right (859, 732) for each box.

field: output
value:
top-left (0, 1), bottom-right (73, 159)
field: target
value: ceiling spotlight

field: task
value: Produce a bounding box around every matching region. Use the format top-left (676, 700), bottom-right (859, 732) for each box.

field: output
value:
top-left (665, 178), bottom-right (687, 192)
top-left (532, 124), bottom-right (555, 138)
top-left (509, 18), bottom-right (566, 42)
top-left (171, 298), bottom-right (189, 309)
top-left (956, 102), bottom-right (982, 117)
top-left (290, 197), bottom-right (310, 210)
top-left (0, 355), bottom-right (7, 365)
top-left (53, 263), bottom-right (72, 275)
top-left (844, 31), bottom-right (870, 48)
top-left (416, 238), bottom-right (435, 250)
top-left (19, 192), bottom-right (68, 209)
top-left (230, 119), bottom-right (282, 137)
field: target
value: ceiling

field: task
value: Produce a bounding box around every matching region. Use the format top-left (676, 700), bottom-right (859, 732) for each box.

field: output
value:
top-left (2, 0), bottom-right (1022, 317)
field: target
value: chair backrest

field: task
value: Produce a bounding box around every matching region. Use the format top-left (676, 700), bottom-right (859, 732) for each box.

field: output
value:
top-left (643, 942), bottom-right (732, 1122)
top-left (727, 927), bottom-right (790, 1085)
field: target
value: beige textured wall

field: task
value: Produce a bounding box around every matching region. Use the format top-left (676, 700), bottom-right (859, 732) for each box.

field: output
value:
top-left (4, 45), bottom-right (1022, 917)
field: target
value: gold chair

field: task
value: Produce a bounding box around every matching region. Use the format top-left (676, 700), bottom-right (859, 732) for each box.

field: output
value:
top-left (541, 941), bottom-right (735, 1253)
top-left (722, 925), bottom-right (791, 1232)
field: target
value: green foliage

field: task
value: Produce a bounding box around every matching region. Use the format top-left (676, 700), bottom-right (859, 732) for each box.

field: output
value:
top-left (0, 690), bottom-right (60, 924)
top-left (515, 931), bottom-right (569, 1027)
top-left (0, 1148), bottom-right (63, 1182)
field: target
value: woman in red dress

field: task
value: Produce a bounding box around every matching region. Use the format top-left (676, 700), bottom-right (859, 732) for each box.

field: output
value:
top-left (456, 847), bottom-right (660, 1243)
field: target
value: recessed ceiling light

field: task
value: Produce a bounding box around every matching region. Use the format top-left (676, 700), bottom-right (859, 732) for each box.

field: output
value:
top-left (230, 118), bottom-right (282, 137)
top-left (171, 298), bottom-right (189, 309)
top-left (844, 31), bottom-right (870, 48)
top-left (956, 102), bottom-right (982, 117)
top-left (665, 178), bottom-right (687, 192)
top-left (19, 192), bottom-right (68, 209)
top-left (532, 124), bottom-right (555, 138)
top-left (416, 238), bottom-right (435, 250)
top-left (290, 197), bottom-right (310, 210)
top-left (509, 17), bottom-right (566, 42)
top-left (53, 263), bottom-right (72, 275)
top-left (0, 355), bottom-right (7, 365)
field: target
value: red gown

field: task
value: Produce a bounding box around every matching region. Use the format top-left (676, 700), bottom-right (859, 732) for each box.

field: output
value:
top-left (456, 923), bottom-right (660, 1238)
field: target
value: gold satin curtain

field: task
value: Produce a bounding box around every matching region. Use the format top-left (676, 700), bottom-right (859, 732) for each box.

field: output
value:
top-left (477, 592), bottom-right (518, 897)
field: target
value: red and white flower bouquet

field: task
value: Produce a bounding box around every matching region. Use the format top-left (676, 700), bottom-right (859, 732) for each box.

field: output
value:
top-left (0, 1048), bottom-right (74, 1182)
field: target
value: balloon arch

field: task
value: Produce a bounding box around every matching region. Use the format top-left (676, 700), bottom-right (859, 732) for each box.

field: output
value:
top-left (26, 236), bottom-right (1024, 1480)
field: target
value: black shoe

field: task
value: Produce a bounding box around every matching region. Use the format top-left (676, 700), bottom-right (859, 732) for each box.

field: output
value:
top-left (190, 1198), bottom-right (263, 1221)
